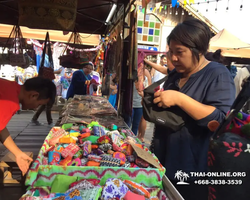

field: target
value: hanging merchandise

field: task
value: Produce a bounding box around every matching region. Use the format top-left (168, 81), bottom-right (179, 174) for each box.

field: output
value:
top-left (59, 31), bottom-right (82, 69)
top-left (3, 25), bottom-right (30, 68)
top-left (39, 32), bottom-right (55, 81)
top-left (53, 42), bottom-right (65, 71)
top-left (18, 0), bottom-right (77, 31)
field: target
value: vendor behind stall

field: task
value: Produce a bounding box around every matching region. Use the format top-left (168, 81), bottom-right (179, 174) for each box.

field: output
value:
top-left (66, 58), bottom-right (94, 99)
top-left (0, 77), bottom-right (56, 174)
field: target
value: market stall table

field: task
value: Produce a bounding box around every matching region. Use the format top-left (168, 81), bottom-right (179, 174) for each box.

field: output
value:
top-left (20, 95), bottom-right (183, 200)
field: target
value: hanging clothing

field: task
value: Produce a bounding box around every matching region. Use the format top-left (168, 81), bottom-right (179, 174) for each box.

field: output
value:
top-left (66, 70), bottom-right (91, 99)
top-left (108, 84), bottom-right (118, 108)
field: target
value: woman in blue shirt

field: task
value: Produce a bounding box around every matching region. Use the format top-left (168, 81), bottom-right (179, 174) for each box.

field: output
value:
top-left (150, 18), bottom-right (235, 200)
top-left (66, 59), bottom-right (93, 99)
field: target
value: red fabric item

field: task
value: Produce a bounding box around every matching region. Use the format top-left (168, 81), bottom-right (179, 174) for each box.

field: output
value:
top-left (0, 79), bottom-right (21, 131)
top-left (124, 191), bottom-right (145, 200)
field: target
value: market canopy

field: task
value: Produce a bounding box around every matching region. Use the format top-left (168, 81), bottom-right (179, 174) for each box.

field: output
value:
top-left (0, 24), bottom-right (100, 46)
top-left (209, 29), bottom-right (250, 58)
top-left (0, 0), bottom-right (129, 34)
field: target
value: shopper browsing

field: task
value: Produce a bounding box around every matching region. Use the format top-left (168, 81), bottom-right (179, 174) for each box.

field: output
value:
top-left (66, 58), bottom-right (94, 99)
top-left (0, 77), bottom-right (56, 174)
top-left (148, 18), bottom-right (235, 200)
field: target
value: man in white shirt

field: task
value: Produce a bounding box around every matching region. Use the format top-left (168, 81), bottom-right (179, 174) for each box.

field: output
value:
top-left (234, 66), bottom-right (250, 96)
top-left (151, 54), bottom-right (167, 84)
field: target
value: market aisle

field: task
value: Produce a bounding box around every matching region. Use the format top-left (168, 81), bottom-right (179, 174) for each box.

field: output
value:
top-left (1, 112), bottom-right (155, 157)
top-left (0, 111), bottom-right (59, 158)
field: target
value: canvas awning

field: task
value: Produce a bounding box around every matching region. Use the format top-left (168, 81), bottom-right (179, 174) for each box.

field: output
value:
top-left (209, 29), bottom-right (250, 58)
top-left (0, 24), bottom-right (100, 46)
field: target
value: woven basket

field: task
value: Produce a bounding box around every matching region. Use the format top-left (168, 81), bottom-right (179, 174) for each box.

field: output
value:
top-left (18, 0), bottom-right (77, 31)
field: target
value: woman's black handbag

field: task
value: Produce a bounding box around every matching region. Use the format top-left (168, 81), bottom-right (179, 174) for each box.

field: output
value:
top-left (208, 76), bottom-right (250, 200)
top-left (142, 76), bottom-right (186, 132)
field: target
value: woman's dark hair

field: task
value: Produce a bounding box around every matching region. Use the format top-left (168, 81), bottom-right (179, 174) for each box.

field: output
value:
top-left (205, 49), bottom-right (225, 63)
top-left (24, 77), bottom-right (56, 103)
top-left (167, 18), bottom-right (212, 62)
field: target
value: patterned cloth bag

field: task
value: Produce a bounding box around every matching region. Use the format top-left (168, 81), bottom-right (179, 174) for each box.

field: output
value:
top-left (208, 77), bottom-right (250, 200)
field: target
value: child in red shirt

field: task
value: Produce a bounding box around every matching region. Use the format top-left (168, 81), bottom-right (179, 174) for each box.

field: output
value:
top-left (0, 77), bottom-right (56, 174)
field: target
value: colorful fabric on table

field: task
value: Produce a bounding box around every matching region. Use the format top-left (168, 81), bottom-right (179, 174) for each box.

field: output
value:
top-left (135, 157), bottom-right (149, 168)
top-left (61, 143), bottom-right (80, 158)
top-left (92, 148), bottom-right (105, 155)
top-left (79, 186), bottom-right (102, 200)
top-left (101, 178), bottom-right (129, 200)
top-left (112, 143), bottom-right (123, 152)
top-left (73, 149), bottom-right (83, 159)
top-left (88, 155), bottom-right (102, 162)
top-left (99, 143), bottom-right (112, 152)
top-left (66, 180), bottom-right (94, 194)
top-left (126, 155), bottom-right (135, 163)
top-left (82, 136), bottom-right (99, 144)
top-left (42, 157), bottom-right (49, 165)
top-left (80, 158), bottom-right (88, 166)
top-left (64, 189), bottom-right (83, 200)
top-left (70, 179), bottom-right (100, 188)
top-left (67, 158), bottom-right (81, 166)
top-left (123, 191), bottom-right (145, 200)
top-left (48, 151), bottom-right (61, 165)
top-left (100, 155), bottom-right (121, 167)
top-left (59, 156), bottom-right (72, 166)
top-left (86, 161), bottom-right (100, 167)
top-left (93, 126), bottom-right (106, 137)
top-left (97, 135), bottom-right (111, 144)
top-left (55, 145), bottom-right (65, 153)
top-left (121, 162), bottom-right (131, 168)
top-left (82, 141), bottom-right (92, 156)
top-left (113, 152), bottom-right (126, 165)
top-left (51, 175), bottom-right (78, 193)
top-left (124, 180), bottom-right (150, 198)
top-left (59, 137), bottom-right (76, 144)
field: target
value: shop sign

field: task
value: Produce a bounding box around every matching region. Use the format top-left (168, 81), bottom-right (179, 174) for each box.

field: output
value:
top-left (138, 45), bottom-right (158, 51)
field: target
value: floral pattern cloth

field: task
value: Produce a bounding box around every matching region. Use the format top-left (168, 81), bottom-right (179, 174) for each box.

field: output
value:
top-left (101, 178), bottom-right (129, 200)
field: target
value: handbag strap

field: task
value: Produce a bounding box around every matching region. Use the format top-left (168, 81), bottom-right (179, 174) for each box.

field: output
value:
top-left (212, 76), bottom-right (250, 139)
top-left (40, 32), bottom-right (54, 70)
top-left (144, 75), bottom-right (168, 93)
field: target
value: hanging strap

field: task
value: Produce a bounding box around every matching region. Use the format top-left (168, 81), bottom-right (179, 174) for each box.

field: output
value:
top-left (40, 32), bottom-right (54, 70)
top-left (212, 76), bottom-right (250, 139)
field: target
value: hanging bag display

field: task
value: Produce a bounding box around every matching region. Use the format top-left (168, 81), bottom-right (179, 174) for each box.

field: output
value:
top-left (39, 32), bottom-right (55, 81)
top-left (208, 76), bottom-right (250, 200)
top-left (2, 25), bottom-right (30, 68)
top-left (101, 74), bottom-right (110, 96)
top-left (9, 25), bottom-right (26, 66)
top-left (142, 76), bottom-right (186, 132)
top-left (59, 31), bottom-right (81, 69)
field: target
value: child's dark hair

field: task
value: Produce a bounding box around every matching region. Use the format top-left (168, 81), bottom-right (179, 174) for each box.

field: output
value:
top-left (167, 18), bottom-right (212, 63)
top-left (205, 49), bottom-right (225, 64)
top-left (24, 77), bottom-right (56, 103)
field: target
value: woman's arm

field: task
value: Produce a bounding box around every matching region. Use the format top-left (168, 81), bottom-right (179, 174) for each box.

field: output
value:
top-left (177, 93), bottom-right (216, 120)
top-left (154, 90), bottom-right (216, 120)
top-left (110, 84), bottom-right (117, 90)
top-left (144, 68), bottom-right (152, 85)
top-left (154, 72), bottom-right (235, 126)
top-left (144, 59), bottom-right (168, 75)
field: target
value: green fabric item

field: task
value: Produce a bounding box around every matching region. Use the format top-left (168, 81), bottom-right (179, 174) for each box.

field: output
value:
top-left (62, 123), bottom-right (73, 130)
top-left (79, 186), bottom-right (102, 200)
top-left (82, 136), bottom-right (99, 144)
top-left (87, 121), bottom-right (99, 128)
top-left (33, 190), bottom-right (40, 197)
top-left (51, 175), bottom-right (77, 193)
